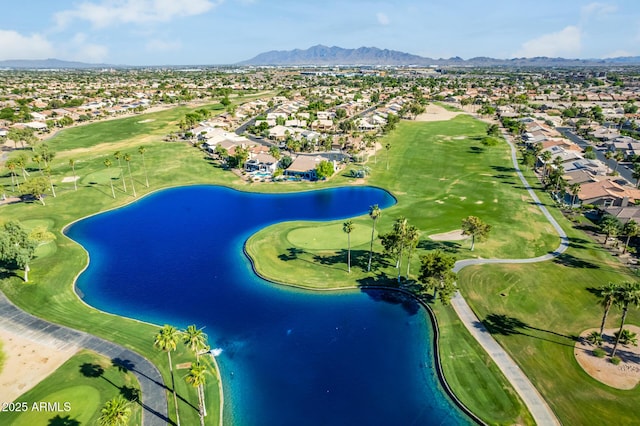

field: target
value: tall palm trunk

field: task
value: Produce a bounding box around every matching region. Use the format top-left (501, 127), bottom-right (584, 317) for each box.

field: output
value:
top-left (142, 155), bottom-right (149, 187)
top-left (167, 351), bottom-right (180, 426)
top-left (611, 306), bottom-right (629, 357)
top-left (127, 162), bottom-right (137, 197)
top-left (109, 180), bottom-right (116, 199)
top-left (367, 220), bottom-right (376, 272)
top-left (470, 234), bottom-right (476, 251)
top-left (599, 300), bottom-right (612, 336)
top-left (24, 264), bottom-right (29, 282)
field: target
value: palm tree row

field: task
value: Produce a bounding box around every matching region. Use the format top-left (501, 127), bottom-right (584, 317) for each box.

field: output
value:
top-left (595, 281), bottom-right (640, 358)
top-left (154, 323), bottom-right (210, 426)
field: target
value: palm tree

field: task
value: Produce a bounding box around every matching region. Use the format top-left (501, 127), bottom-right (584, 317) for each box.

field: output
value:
top-left (98, 395), bottom-right (131, 426)
top-left (540, 150), bottom-right (552, 179)
top-left (69, 158), bottom-right (78, 191)
top-left (405, 225), bottom-right (420, 278)
top-left (597, 282), bottom-right (619, 336)
top-left (32, 154), bottom-right (43, 174)
top-left (113, 151), bottom-right (126, 191)
top-left (138, 146), bottom-right (150, 188)
top-left (104, 159), bottom-right (116, 199)
top-left (154, 325), bottom-right (181, 426)
top-left (599, 216), bottom-right (621, 245)
top-left (461, 216), bottom-right (491, 251)
top-left (183, 324), bottom-right (209, 362)
top-left (124, 153), bottom-right (136, 197)
top-left (569, 182), bottom-right (581, 207)
top-left (623, 220), bottom-right (640, 254)
top-left (343, 220), bottom-right (354, 273)
top-left (367, 205), bottom-right (381, 272)
top-left (384, 143), bottom-right (391, 170)
top-left (185, 362), bottom-right (208, 426)
top-left (43, 166), bottom-right (56, 198)
top-left (633, 163), bottom-right (640, 188)
top-left (611, 282), bottom-right (640, 357)
top-left (6, 160), bottom-right (18, 191)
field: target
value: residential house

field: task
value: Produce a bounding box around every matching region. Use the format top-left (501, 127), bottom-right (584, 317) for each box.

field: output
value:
top-left (578, 179), bottom-right (640, 207)
top-left (245, 153), bottom-right (279, 174)
top-left (285, 155), bottom-right (334, 180)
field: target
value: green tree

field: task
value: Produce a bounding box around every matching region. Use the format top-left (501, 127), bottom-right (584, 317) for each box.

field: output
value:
top-left (98, 395), bottom-right (131, 426)
top-left (622, 220), bottom-right (640, 254)
top-left (43, 166), bottom-right (57, 198)
top-left (104, 159), bottom-right (116, 199)
top-left (404, 225), bottom-right (420, 278)
top-left (315, 160), bottom-right (334, 180)
top-left (613, 150), bottom-right (625, 174)
top-left (633, 163), bottom-right (640, 188)
top-left (604, 150), bottom-right (614, 174)
top-left (596, 282), bottom-right (619, 336)
top-left (69, 159), bottom-right (78, 191)
top-left (540, 150), bottom-right (552, 178)
top-left (154, 325), bottom-right (181, 426)
top-left (343, 220), bottom-right (354, 273)
top-left (367, 205), bottom-right (381, 272)
top-left (185, 362), bottom-right (208, 426)
top-left (124, 153), bottom-right (136, 197)
top-left (113, 151), bottom-right (126, 192)
top-left (568, 182), bottom-right (581, 207)
top-left (611, 282), bottom-right (640, 357)
top-left (380, 217), bottom-right (408, 283)
top-left (268, 145), bottom-right (281, 161)
top-left (20, 176), bottom-right (49, 205)
top-left (486, 123), bottom-right (501, 137)
top-left (416, 250), bottom-right (457, 304)
top-left (5, 159), bottom-right (19, 191)
top-left (0, 221), bottom-right (38, 281)
top-left (138, 146), bottom-right (149, 188)
top-left (599, 215), bottom-right (621, 245)
top-left (461, 216), bottom-right (491, 251)
top-left (183, 324), bottom-right (208, 362)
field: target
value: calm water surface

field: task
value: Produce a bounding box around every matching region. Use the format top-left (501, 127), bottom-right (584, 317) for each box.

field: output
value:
top-left (67, 185), bottom-right (470, 426)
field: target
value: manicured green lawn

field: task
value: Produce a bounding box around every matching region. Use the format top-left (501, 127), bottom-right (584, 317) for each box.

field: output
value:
top-left (0, 350), bottom-right (141, 425)
top-left (457, 169), bottom-right (640, 425)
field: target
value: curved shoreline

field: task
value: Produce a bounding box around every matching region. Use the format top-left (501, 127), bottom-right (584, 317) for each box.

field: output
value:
top-left (242, 242), bottom-right (484, 425)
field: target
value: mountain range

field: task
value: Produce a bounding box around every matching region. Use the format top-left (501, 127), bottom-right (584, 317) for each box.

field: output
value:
top-left (238, 44), bottom-right (640, 67)
top-left (2, 46), bottom-right (640, 69)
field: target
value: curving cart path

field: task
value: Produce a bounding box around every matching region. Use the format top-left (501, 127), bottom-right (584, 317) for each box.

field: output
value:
top-left (0, 292), bottom-right (169, 426)
top-left (450, 132), bottom-right (567, 425)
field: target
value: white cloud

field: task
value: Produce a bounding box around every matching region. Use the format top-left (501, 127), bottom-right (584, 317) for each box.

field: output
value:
top-left (581, 2), bottom-right (617, 19)
top-left (512, 26), bottom-right (582, 58)
top-left (0, 30), bottom-right (55, 60)
top-left (146, 39), bottom-right (182, 52)
top-left (55, 0), bottom-right (222, 30)
top-left (376, 12), bottom-right (390, 26)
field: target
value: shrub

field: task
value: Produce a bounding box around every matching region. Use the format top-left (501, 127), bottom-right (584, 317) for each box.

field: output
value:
top-left (614, 329), bottom-right (638, 346)
top-left (610, 356), bottom-right (621, 365)
top-left (593, 347), bottom-right (606, 358)
top-left (586, 331), bottom-right (603, 347)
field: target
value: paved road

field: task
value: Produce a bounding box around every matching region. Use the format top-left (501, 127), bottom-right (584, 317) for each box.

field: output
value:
top-left (450, 130), bottom-right (567, 426)
top-left (558, 126), bottom-right (634, 184)
top-left (0, 292), bottom-right (169, 426)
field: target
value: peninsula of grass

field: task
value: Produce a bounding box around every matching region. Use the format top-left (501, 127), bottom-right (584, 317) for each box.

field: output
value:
top-left (0, 350), bottom-right (141, 426)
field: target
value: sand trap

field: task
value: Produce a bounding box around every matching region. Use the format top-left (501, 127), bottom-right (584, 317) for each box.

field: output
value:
top-left (0, 328), bottom-right (79, 402)
top-left (429, 229), bottom-right (468, 241)
top-left (137, 119), bottom-right (156, 123)
top-left (575, 325), bottom-right (640, 389)
top-left (61, 176), bottom-right (80, 183)
top-left (475, 200), bottom-right (484, 204)
top-left (415, 104), bottom-right (464, 122)
top-left (459, 196), bottom-right (467, 201)
top-left (435, 200), bottom-right (445, 204)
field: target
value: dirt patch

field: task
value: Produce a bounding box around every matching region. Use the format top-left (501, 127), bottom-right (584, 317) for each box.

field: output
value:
top-left (429, 229), bottom-right (468, 241)
top-left (575, 325), bottom-right (640, 389)
top-left (0, 328), bottom-right (79, 402)
top-left (137, 119), bottom-right (156, 124)
top-left (414, 104), bottom-right (464, 122)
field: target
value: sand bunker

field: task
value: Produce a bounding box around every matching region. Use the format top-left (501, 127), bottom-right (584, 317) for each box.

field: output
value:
top-left (429, 229), bottom-right (468, 241)
top-left (61, 176), bottom-right (80, 183)
top-left (137, 119), bottom-right (156, 123)
top-left (0, 328), bottom-right (79, 402)
top-left (575, 325), bottom-right (640, 389)
top-left (415, 104), bottom-right (464, 122)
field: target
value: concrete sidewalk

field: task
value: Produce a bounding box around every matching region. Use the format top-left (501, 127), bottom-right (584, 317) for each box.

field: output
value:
top-left (0, 292), bottom-right (169, 426)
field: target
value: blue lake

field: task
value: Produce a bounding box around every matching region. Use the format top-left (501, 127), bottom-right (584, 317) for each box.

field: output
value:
top-left (66, 185), bottom-right (471, 426)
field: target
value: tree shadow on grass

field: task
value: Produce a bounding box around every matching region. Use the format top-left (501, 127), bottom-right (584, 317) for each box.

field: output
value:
top-left (468, 146), bottom-right (485, 154)
top-left (278, 247), bottom-right (306, 261)
top-left (48, 415), bottom-right (80, 426)
top-left (418, 240), bottom-right (461, 253)
top-left (553, 253), bottom-right (600, 269)
top-left (482, 313), bottom-right (577, 347)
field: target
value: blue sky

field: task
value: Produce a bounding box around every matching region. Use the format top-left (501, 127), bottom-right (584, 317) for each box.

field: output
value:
top-left (0, 0), bottom-right (638, 65)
